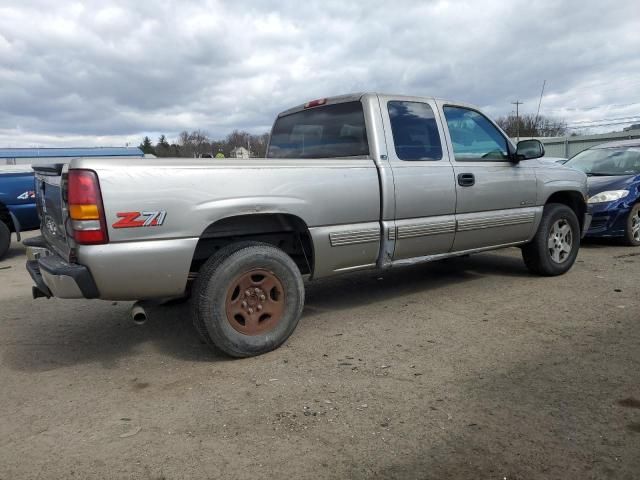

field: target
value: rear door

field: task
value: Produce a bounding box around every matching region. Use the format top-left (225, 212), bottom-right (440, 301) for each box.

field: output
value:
top-left (379, 95), bottom-right (457, 260)
top-left (437, 103), bottom-right (537, 251)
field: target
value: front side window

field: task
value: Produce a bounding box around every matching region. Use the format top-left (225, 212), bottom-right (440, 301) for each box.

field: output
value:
top-left (443, 106), bottom-right (509, 161)
top-left (267, 101), bottom-right (369, 158)
top-left (387, 101), bottom-right (443, 161)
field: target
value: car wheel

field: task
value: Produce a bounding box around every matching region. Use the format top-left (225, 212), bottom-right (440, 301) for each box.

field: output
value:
top-left (623, 204), bottom-right (640, 246)
top-left (191, 241), bottom-right (305, 357)
top-left (0, 220), bottom-right (10, 260)
top-left (522, 203), bottom-right (580, 276)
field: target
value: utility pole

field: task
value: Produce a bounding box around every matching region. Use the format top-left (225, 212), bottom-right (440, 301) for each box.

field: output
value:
top-left (512, 100), bottom-right (523, 141)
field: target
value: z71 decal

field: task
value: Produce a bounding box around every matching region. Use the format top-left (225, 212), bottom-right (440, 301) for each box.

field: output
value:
top-left (113, 211), bottom-right (167, 229)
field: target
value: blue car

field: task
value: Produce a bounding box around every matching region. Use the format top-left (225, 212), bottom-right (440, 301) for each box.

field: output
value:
top-left (0, 167), bottom-right (39, 259)
top-left (564, 139), bottom-right (640, 245)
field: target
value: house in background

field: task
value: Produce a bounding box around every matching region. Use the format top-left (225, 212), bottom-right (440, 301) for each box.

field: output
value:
top-left (0, 147), bottom-right (145, 165)
top-left (230, 146), bottom-right (250, 159)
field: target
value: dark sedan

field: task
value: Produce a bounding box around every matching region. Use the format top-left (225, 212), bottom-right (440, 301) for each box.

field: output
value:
top-left (565, 139), bottom-right (640, 245)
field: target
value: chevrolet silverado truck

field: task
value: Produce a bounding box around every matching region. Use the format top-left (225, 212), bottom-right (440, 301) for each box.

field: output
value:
top-left (25, 93), bottom-right (591, 357)
top-left (0, 166), bottom-right (39, 259)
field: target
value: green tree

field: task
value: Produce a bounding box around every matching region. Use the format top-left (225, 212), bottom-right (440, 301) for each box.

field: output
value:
top-left (139, 136), bottom-right (155, 155)
top-left (155, 135), bottom-right (171, 157)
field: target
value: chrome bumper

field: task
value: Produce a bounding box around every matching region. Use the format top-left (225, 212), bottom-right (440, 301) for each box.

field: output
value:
top-left (26, 245), bottom-right (99, 299)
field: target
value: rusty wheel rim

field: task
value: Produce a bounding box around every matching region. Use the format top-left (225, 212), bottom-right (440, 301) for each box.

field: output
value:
top-left (225, 269), bottom-right (286, 335)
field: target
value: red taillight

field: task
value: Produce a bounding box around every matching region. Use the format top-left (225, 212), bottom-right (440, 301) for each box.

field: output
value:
top-left (67, 169), bottom-right (108, 245)
top-left (304, 98), bottom-right (327, 109)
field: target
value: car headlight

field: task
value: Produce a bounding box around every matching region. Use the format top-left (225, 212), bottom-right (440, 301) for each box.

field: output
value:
top-left (587, 190), bottom-right (629, 204)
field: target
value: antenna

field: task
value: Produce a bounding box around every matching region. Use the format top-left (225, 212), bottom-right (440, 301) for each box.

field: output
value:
top-left (533, 80), bottom-right (546, 133)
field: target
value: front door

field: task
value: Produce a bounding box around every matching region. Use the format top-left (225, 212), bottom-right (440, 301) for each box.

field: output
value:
top-left (379, 95), bottom-right (457, 260)
top-left (438, 103), bottom-right (538, 252)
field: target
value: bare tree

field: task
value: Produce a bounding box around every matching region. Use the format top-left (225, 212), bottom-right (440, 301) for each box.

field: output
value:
top-left (142, 129), bottom-right (271, 158)
top-left (495, 114), bottom-right (567, 138)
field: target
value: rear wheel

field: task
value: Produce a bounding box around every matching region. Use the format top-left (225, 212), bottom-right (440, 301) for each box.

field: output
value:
top-left (522, 203), bottom-right (580, 276)
top-left (191, 241), bottom-right (305, 357)
top-left (0, 220), bottom-right (10, 260)
top-left (623, 204), bottom-right (640, 246)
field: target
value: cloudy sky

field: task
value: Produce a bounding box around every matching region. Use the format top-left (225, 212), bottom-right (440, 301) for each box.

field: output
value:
top-left (1, 0), bottom-right (639, 147)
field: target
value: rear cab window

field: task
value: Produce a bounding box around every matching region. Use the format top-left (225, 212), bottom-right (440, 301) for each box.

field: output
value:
top-left (387, 101), bottom-right (443, 161)
top-left (267, 101), bottom-right (369, 158)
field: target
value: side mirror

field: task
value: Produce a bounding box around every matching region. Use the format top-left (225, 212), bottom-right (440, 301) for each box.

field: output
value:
top-left (515, 139), bottom-right (545, 161)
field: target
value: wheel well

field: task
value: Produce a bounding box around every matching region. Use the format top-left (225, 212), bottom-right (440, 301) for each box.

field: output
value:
top-left (546, 191), bottom-right (586, 231)
top-left (190, 214), bottom-right (314, 276)
top-left (0, 203), bottom-right (14, 232)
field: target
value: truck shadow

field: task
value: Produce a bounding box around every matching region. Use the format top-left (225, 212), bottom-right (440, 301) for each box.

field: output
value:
top-left (3, 250), bottom-right (530, 372)
top-left (305, 250), bottom-right (529, 311)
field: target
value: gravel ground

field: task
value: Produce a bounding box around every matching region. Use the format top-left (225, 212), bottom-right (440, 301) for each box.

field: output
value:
top-left (1, 233), bottom-right (639, 480)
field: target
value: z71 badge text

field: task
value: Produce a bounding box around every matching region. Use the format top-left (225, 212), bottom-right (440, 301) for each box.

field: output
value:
top-left (113, 211), bottom-right (167, 228)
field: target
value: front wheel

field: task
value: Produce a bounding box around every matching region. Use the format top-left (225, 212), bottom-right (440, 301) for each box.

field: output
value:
top-left (522, 203), bottom-right (580, 276)
top-left (623, 204), bottom-right (640, 246)
top-left (192, 242), bottom-right (305, 357)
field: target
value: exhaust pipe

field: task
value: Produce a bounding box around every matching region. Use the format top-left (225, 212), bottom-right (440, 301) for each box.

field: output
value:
top-left (130, 302), bottom-right (148, 325)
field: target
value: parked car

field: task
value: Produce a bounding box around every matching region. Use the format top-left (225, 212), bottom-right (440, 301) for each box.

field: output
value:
top-left (564, 139), bottom-right (640, 245)
top-left (0, 166), bottom-right (39, 259)
top-left (25, 93), bottom-right (590, 357)
top-left (539, 156), bottom-right (567, 165)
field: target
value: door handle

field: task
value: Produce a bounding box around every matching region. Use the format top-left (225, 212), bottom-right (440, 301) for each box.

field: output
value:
top-left (457, 173), bottom-right (475, 187)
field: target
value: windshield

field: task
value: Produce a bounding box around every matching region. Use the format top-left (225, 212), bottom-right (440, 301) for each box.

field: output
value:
top-left (267, 101), bottom-right (369, 158)
top-left (566, 147), bottom-right (640, 176)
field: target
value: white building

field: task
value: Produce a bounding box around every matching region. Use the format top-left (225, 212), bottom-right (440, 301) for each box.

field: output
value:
top-left (230, 146), bottom-right (250, 159)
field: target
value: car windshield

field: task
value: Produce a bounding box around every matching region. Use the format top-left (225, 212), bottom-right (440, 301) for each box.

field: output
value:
top-left (566, 147), bottom-right (640, 176)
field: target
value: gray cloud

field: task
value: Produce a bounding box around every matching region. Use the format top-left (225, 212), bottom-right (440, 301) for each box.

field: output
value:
top-left (0, 0), bottom-right (639, 147)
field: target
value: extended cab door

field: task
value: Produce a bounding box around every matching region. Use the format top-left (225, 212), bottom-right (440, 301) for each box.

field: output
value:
top-left (379, 95), bottom-right (457, 260)
top-left (437, 102), bottom-right (537, 251)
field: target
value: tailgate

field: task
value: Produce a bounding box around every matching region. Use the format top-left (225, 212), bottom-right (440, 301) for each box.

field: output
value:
top-left (33, 164), bottom-right (72, 260)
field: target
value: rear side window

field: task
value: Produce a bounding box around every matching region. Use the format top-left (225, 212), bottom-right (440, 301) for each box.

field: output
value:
top-left (388, 101), bottom-right (443, 161)
top-left (267, 102), bottom-right (369, 158)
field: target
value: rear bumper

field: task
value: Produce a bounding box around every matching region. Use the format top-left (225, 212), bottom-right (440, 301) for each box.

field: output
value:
top-left (26, 247), bottom-right (99, 299)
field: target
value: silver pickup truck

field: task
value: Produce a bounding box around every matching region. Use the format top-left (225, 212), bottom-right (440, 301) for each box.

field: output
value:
top-left (26, 93), bottom-right (590, 357)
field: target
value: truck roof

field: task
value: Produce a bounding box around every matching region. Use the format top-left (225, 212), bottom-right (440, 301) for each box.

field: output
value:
top-left (276, 92), bottom-right (458, 118)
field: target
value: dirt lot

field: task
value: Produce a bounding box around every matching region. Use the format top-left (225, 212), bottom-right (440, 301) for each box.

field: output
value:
top-left (1, 234), bottom-right (639, 480)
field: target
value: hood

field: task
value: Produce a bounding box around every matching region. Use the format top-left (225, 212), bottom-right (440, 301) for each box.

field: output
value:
top-left (587, 174), bottom-right (639, 197)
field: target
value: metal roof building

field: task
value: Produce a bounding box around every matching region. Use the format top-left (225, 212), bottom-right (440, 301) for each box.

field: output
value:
top-left (524, 130), bottom-right (640, 159)
top-left (0, 147), bottom-right (145, 165)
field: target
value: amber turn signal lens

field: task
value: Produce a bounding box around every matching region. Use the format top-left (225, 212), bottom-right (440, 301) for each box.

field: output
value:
top-left (69, 204), bottom-right (99, 220)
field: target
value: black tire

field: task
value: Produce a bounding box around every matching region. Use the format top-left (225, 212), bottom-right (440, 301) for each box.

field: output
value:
top-left (191, 241), bottom-right (305, 357)
top-left (0, 220), bottom-right (10, 260)
top-left (522, 203), bottom-right (580, 276)
top-left (623, 204), bottom-right (640, 246)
